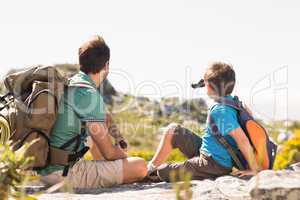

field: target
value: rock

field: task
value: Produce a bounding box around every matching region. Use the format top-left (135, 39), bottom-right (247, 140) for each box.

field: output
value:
top-left (249, 170), bottom-right (300, 200)
top-left (277, 131), bottom-right (293, 143)
top-left (215, 176), bottom-right (250, 200)
top-left (38, 177), bottom-right (249, 200)
top-left (37, 171), bottom-right (300, 199)
top-left (290, 162), bottom-right (300, 171)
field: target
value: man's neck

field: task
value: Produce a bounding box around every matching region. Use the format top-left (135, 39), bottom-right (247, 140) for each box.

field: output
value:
top-left (88, 73), bottom-right (104, 88)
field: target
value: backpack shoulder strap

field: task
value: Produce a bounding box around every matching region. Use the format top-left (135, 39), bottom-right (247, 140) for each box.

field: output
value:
top-left (64, 81), bottom-right (97, 117)
top-left (208, 114), bottom-right (245, 170)
top-left (68, 81), bottom-right (97, 90)
top-left (216, 96), bottom-right (243, 111)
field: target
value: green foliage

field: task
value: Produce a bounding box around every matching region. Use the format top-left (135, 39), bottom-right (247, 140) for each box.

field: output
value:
top-left (84, 148), bottom-right (186, 163)
top-left (0, 141), bottom-right (37, 200)
top-left (112, 109), bottom-right (204, 150)
top-left (129, 149), bottom-right (186, 163)
top-left (274, 129), bottom-right (300, 170)
top-left (170, 169), bottom-right (193, 200)
top-left (289, 121), bottom-right (300, 130)
top-left (113, 111), bottom-right (163, 149)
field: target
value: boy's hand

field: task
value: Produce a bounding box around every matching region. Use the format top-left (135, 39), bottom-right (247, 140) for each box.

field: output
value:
top-left (232, 170), bottom-right (257, 177)
top-left (229, 127), bottom-right (260, 172)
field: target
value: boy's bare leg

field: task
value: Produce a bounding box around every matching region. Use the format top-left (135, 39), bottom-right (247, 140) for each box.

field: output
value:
top-left (149, 123), bottom-right (178, 167)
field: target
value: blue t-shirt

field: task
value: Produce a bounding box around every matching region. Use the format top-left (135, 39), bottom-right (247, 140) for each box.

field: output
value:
top-left (200, 96), bottom-right (240, 168)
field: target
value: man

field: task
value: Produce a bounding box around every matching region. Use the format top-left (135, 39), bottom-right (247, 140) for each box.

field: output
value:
top-left (38, 35), bottom-right (147, 188)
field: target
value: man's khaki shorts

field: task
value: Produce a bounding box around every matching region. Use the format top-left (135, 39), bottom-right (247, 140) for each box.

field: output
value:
top-left (41, 159), bottom-right (123, 189)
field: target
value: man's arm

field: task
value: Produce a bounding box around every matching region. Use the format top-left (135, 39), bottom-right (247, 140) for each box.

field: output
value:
top-left (87, 121), bottom-right (127, 161)
top-left (229, 127), bottom-right (260, 174)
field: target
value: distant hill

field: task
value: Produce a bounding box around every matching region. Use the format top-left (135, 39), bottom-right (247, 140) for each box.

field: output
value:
top-left (0, 64), bottom-right (208, 123)
top-left (0, 64), bottom-right (208, 149)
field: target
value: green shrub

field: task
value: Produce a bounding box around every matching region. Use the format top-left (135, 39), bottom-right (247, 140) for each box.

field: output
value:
top-left (274, 129), bottom-right (300, 170)
top-left (84, 149), bottom-right (186, 163)
top-left (129, 149), bottom-right (186, 163)
top-left (170, 169), bottom-right (193, 200)
top-left (0, 142), bottom-right (37, 200)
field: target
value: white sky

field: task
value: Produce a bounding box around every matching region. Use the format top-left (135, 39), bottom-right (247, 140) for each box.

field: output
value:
top-left (0, 0), bottom-right (299, 121)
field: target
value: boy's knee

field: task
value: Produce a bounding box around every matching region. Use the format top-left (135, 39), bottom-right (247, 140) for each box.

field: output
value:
top-left (163, 123), bottom-right (179, 138)
top-left (164, 123), bottom-right (185, 148)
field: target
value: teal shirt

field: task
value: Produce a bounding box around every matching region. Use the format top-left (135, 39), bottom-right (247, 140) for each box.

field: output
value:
top-left (200, 96), bottom-right (240, 168)
top-left (37, 71), bottom-right (106, 175)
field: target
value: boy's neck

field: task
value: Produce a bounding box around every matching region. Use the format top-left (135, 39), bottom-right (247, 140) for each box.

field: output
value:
top-left (212, 95), bottom-right (232, 102)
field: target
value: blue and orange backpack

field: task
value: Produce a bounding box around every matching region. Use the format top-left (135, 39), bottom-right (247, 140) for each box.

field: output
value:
top-left (209, 96), bottom-right (278, 170)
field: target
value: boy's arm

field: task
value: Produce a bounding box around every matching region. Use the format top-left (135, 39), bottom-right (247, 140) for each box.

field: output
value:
top-left (87, 121), bottom-right (127, 161)
top-left (229, 127), bottom-right (260, 175)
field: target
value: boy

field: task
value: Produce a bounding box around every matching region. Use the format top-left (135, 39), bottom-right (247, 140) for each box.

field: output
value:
top-left (148, 62), bottom-right (259, 181)
top-left (39, 35), bottom-right (147, 188)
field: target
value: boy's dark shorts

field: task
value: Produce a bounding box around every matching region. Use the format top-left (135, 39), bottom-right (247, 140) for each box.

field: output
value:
top-left (157, 125), bottom-right (232, 182)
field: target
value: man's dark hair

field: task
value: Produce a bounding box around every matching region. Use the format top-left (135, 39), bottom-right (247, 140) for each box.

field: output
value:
top-left (204, 62), bottom-right (235, 97)
top-left (79, 35), bottom-right (110, 74)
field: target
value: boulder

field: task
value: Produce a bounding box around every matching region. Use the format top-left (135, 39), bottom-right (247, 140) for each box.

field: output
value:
top-left (215, 176), bottom-right (250, 200)
top-left (38, 177), bottom-right (249, 200)
top-left (249, 170), bottom-right (300, 200)
top-left (290, 162), bottom-right (300, 171)
top-left (37, 170), bottom-right (300, 200)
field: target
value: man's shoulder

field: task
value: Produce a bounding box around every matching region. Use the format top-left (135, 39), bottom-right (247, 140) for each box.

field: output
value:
top-left (68, 71), bottom-right (97, 91)
top-left (71, 85), bottom-right (98, 96)
top-left (67, 73), bottom-right (99, 97)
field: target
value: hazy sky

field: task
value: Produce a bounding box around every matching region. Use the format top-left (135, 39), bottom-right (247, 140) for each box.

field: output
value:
top-left (0, 0), bottom-right (299, 121)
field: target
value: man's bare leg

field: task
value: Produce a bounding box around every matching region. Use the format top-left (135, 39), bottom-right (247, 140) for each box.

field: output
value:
top-left (122, 157), bottom-right (147, 183)
top-left (88, 137), bottom-right (147, 183)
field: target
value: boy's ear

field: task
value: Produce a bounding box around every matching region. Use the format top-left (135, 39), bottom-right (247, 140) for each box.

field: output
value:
top-left (207, 83), bottom-right (213, 92)
top-left (207, 82), bottom-right (219, 97)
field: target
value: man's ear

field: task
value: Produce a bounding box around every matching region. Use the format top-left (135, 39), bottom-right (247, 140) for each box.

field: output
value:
top-left (104, 61), bottom-right (109, 70)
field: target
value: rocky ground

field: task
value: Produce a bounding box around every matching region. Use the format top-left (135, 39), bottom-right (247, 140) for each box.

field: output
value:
top-left (36, 167), bottom-right (300, 200)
